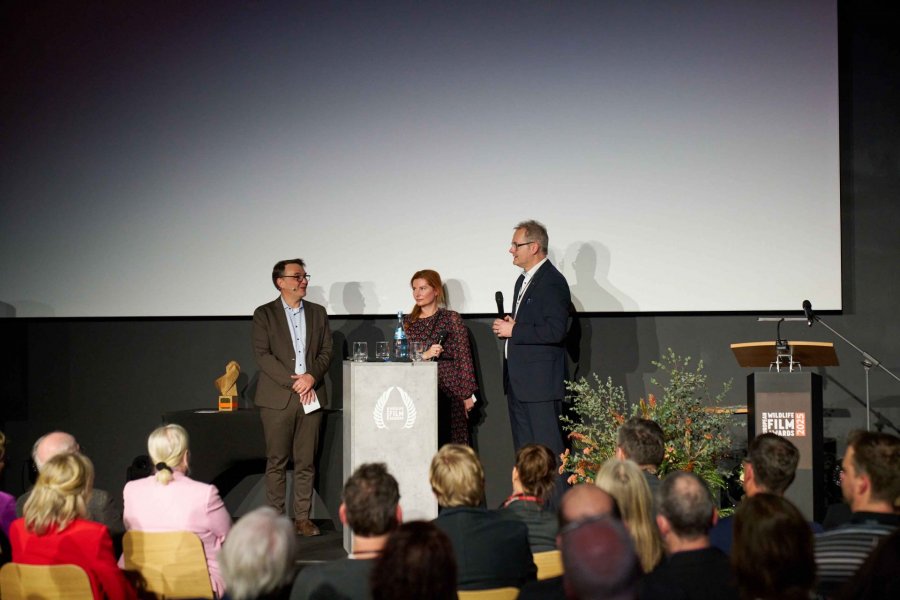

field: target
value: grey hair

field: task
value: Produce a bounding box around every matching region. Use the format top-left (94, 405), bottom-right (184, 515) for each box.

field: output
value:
top-left (219, 507), bottom-right (297, 600)
top-left (514, 220), bottom-right (549, 254)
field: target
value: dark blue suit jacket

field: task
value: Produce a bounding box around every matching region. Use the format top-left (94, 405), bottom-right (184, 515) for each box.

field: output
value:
top-left (506, 260), bottom-right (571, 403)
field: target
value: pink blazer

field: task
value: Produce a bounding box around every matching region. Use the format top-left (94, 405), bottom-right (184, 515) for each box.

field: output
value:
top-left (123, 472), bottom-right (232, 596)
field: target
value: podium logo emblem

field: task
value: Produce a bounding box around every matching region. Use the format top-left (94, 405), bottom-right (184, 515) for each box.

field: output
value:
top-left (373, 386), bottom-right (417, 430)
top-left (760, 411), bottom-right (807, 437)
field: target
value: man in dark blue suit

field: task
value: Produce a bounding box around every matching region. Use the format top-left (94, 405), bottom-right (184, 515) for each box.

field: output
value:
top-left (493, 220), bottom-right (570, 465)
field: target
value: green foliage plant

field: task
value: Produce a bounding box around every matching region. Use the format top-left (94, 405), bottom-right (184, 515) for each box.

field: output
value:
top-left (560, 349), bottom-right (734, 499)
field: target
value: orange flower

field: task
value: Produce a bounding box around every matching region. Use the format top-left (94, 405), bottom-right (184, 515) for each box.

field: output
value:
top-left (583, 447), bottom-right (592, 456)
top-left (614, 413), bottom-right (625, 425)
top-left (685, 461), bottom-right (695, 472)
top-left (648, 393), bottom-right (657, 408)
top-left (567, 474), bottom-right (578, 485)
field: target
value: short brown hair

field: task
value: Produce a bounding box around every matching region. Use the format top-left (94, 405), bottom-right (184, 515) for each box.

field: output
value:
top-left (343, 463), bottom-right (400, 537)
top-left (847, 430), bottom-right (900, 504)
top-left (429, 444), bottom-right (484, 508)
top-left (746, 433), bottom-right (799, 495)
top-left (271, 258), bottom-right (306, 290)
top-left (617, 418), bottom-right (665, 468)
top-left (515, 444), bottom-right (557, 503)
top-left (657, 471), bottom-right (715, 538)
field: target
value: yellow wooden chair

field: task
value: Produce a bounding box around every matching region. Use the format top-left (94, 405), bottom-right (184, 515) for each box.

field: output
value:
top-left (533, 549), bottom-right (564, 580)
top-left (122, 530), bottom-right (214, 599)
top-left (0, 562), bottom-right (94, 600)
top-left (457, 587), bottom-right (520, 600)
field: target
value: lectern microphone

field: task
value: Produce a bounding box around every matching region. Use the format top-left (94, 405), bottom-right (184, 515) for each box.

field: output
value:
top-left (802, 300), bottom-right (815, 327)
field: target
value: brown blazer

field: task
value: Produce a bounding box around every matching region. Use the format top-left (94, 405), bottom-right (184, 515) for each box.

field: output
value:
top-left (252, 297), bottom-right (333, 410)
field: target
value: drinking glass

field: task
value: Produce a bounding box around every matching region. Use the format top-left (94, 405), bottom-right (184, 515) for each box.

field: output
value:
top-left (411, 341), bottom-right (425, 362)
top-left (376, 341), bottom-right (391, 362)
top-left (352, 341), bottom-right (368, 362)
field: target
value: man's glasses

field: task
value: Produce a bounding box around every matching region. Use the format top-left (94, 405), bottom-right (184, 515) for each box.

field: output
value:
top-left (282, 274), bottom-right (311, 281)
top-left (510, 241), bottom-right (535, 250)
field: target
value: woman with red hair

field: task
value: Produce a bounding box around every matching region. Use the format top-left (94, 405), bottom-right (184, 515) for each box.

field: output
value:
top-left (405, 269), bottom-right (478, 446)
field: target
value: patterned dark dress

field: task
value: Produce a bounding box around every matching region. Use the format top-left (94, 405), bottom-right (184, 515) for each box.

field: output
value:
top-left (404, 308), bottom-right (478, 446)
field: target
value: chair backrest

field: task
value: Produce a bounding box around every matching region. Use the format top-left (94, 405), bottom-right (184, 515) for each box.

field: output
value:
top-left (122, 530), bottom-right (214, 599)
top-left (0, 562), bottom-right (94, 600)
top-left (533, 549), bottom-right (564, 580)
top-left (457, 587), bottom-right (520, 600)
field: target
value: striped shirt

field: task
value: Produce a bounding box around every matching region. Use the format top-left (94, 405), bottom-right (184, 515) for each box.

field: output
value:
top-left (814, 511), bottom-right (899, 597)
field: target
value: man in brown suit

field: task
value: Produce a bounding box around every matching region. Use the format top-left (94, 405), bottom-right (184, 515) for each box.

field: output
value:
top-left (253, 258), bottom-right (333, 537)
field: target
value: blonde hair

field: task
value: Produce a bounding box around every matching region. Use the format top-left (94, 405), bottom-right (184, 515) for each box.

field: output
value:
top-left (148, 424), bottom-right (189, 485)
top-left (430, 444), bottom-right (484, 508)
top-left (595, 459), bottom-right (664, 573)
top-left (23, 452), bottom-right (93, 535)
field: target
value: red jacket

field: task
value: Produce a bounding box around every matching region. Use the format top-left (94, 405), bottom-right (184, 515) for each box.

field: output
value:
top-left (10, 517), bottom-right (136, 600)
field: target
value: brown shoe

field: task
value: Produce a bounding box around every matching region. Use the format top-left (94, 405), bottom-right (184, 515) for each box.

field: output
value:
top-left (295, 518), bottom-right (321, 537)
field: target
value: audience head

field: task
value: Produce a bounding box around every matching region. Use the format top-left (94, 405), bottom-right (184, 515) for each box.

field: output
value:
top-left (341, 463), bottom-right (401, 537)
top-left (559, 483), bottom-right (621, 529)
top-left (370, 521), bottom-right (457, 600)
top-left (219, 507), bottom-right (297, 600)
top-left (32, 431), bottom-right (79, 470)
top-left (429, 444), bottom-right (484, 508)
top-left (147, 423), bottom-right (190, 485)
top-left (595, 459), bottom-right (663, 573)
top-left (656, 471), bottom-right (716, 542)
top-left (23, 452), bottom-right (93, 535)
top-left (743, 433), bottom-right (799, 496)
top-left (841, 430), bottom-right (900, 511)
top-left (616, 418), bottom-right (665, 470)
top-left (561, 516), bottom-right (641, 600)
top-left (731, 494), bottom-right (815, 600)
top-left (513, 443), bottom-right (557, 503)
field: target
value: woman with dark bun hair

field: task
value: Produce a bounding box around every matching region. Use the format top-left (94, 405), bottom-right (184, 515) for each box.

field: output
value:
top-left (497, 443), bottom-right (559, 551)
top-left (370, 521), bottom-right (457, 600)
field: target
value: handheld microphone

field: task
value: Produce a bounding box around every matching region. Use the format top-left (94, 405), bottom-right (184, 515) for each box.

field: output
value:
top-left (432, 330), bottom-right (449, 361)
top-left (495, 291), bottom-right (504, 317)
top-left (802, 299), bottom-right (814, 327)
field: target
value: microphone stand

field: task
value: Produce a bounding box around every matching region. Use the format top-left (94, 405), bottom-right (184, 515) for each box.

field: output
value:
top-left (808, 312), bottom-right (900, 431)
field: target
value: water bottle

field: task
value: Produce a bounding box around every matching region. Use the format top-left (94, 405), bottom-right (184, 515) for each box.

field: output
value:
top-left (393, 311), bottom-right (409, 360)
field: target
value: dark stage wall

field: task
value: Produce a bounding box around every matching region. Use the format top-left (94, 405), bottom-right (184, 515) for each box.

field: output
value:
top-left (2, 5), bottom-right (899, 512)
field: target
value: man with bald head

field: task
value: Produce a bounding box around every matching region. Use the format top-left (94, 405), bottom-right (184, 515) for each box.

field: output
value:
top-left (16, 431), bottom-right (122, 538)
top-left (518, 484), bottom-right (622, 600)
top-left (641, 471), bottom-right (737, 600)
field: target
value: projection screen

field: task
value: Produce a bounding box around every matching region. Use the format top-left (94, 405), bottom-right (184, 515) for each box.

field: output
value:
top-left (0, 1), bottom-right (840, 317)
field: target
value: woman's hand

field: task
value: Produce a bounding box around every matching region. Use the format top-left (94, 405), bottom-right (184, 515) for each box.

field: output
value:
top-left (464, 396), bottom-right (475, 418)
top-left (423, 344), bottom-right (443, 360)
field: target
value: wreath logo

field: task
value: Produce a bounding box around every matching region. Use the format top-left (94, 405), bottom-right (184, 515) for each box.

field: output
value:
top-left (373, 386), bottom-right (417, 430)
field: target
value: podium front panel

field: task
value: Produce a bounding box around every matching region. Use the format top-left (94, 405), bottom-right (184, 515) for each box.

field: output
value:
top-left (343, 361), bottom-right (438, 550)
top-left (747, 372), bottom-right (824, 522)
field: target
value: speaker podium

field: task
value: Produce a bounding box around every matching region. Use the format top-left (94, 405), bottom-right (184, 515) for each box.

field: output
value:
top-left (731, 341), bottom-right (838, 523)
top-left (342, 360), bottom-right (438, 551)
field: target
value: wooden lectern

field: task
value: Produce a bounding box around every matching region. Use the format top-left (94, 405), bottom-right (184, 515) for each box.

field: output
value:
top-left (730, 341), bottom-right (838, 523)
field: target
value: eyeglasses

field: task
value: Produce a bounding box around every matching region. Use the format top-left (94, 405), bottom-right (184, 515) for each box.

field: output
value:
top-left (510, 241), bottom-right (534, 250)
top-left (282, 274), bottom-right (311, 281)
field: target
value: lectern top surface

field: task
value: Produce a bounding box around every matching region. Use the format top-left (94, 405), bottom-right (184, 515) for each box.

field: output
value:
top-left (730, 341), bottom-right (839, 368)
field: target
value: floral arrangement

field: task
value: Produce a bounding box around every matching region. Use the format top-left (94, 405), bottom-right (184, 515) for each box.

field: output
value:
top-left (560, 349), bottom-right (735, 499)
